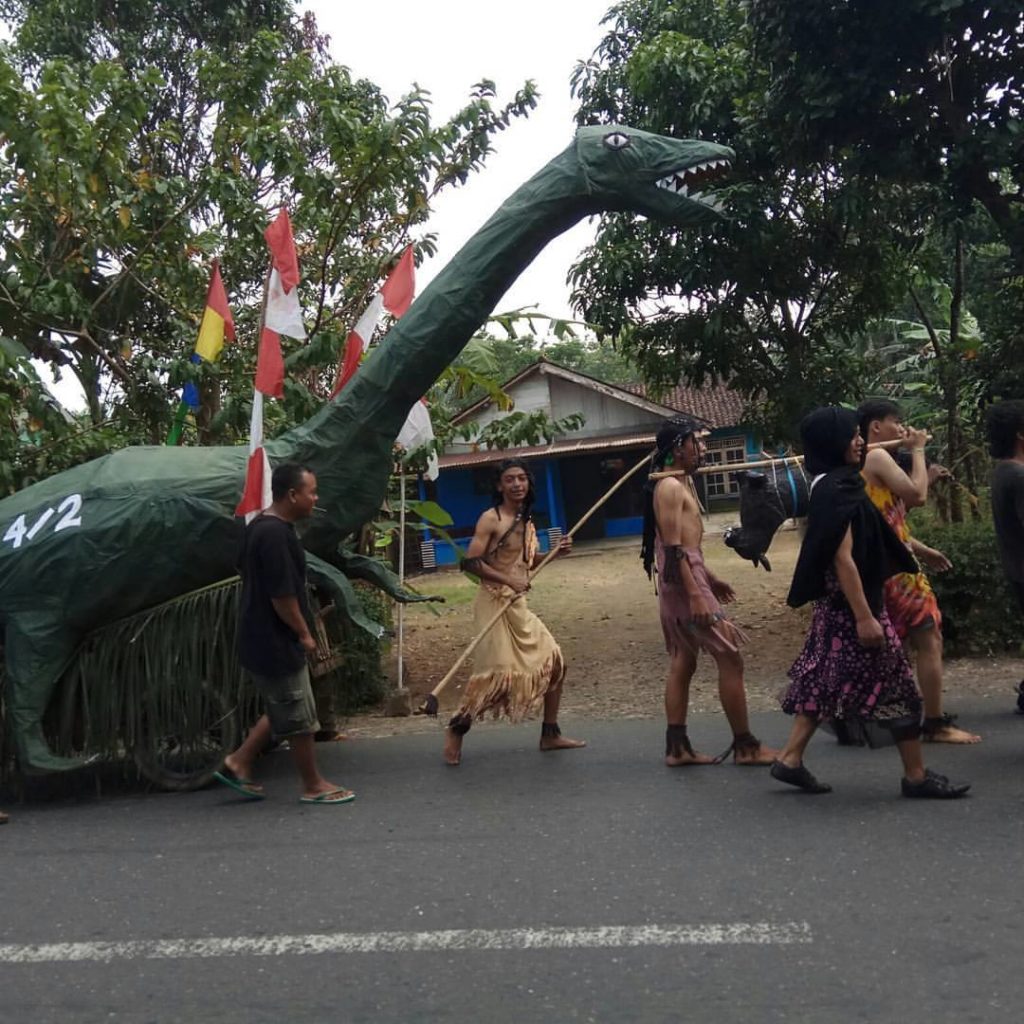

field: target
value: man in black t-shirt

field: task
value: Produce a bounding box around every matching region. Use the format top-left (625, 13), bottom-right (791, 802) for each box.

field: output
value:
top-left (985, 401), bottom-right (1024, 712)
top-left (987, 402), bottom-right (1024, 612)
top-left (214, 463), bottom-right (354, 805)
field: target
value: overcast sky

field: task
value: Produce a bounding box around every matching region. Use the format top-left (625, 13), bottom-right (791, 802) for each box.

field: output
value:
top-left (304, 0), bottom-right (613, 322)
top-left (42, 2), bottom-right (613, 409)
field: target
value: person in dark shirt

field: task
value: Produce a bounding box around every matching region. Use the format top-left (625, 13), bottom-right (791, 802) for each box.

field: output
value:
top-left (987, 401), bottom-right (1024, 610)
top-left (214, 463), bottom-right (354, 805)
top-left (985, 401), bottom-right (1024, 712)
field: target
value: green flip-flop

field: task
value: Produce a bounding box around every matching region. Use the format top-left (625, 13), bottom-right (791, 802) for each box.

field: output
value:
top-left (212, 768), bottom-right (266, 801)
top-left (299, 789), bottom-right (355, 805)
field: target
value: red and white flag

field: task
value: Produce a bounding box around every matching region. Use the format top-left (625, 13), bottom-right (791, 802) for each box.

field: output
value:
top-left (332, 292), bottom-right (383, 397)
top-left (331, 245), bottom-right (416, 397)
top-left (380, 244), bottom-right (415, 318)
top-left (396, 398), bottom-right (439, 481)
top-left (236, 209), bottom-right (306, 520)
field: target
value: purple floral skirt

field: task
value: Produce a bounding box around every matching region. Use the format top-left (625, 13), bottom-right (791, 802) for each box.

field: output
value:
top-left (781, 577), bottom-right (922, 747)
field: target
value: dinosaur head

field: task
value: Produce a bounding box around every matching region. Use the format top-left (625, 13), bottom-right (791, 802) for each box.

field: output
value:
top-left (575, 124), bottom-right (734, 225)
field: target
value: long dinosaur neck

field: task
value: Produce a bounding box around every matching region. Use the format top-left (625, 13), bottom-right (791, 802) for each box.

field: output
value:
top-left (267, 139), bottom-right (596, 541)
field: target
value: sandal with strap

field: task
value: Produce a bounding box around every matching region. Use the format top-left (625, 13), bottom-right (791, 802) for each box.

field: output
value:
top-left (770, 759), bottom-right (832, 794)
top-left (901, 768), bottom-right (970, 799)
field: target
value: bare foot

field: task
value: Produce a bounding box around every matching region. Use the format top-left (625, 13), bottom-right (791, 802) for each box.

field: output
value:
top-left (925, 724), bottom-right (981, 744)
top-left (443, 728), bottom-right (463, 766)
top-left (735, 744), bottom-right (780, 766)
top-left (540, 734), bottom-right (587, 752)
top-left (0, 810), bottom-right (8, 825)
top-left (665, 749), bottom-right (716, 767)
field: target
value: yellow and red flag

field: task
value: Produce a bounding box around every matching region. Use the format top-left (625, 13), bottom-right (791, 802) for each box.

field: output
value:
top-left (194, 260), bottom-right (236, 363)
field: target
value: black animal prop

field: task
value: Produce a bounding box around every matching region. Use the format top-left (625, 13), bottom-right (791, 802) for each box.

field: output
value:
top-left (723, 464), bottom-right (810, 571)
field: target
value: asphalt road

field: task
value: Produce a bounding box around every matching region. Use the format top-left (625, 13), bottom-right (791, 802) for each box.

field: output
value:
top-left (3, 698), bottom-right (1024, 1024)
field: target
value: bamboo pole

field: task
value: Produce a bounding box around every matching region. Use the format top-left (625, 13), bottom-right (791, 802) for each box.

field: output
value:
top-left (397, 467), bottom-right (407, 692)
top-left (647, 436), bottom-right (927, 480)
top-left (415, 449), bottom-right (653, 716)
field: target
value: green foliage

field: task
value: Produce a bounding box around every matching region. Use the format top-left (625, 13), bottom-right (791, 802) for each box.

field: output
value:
top-left (913, 513), bottom-right (1023, 656)
top-left (570, 0), bottom-right (918, 441)
top-left (745, 0), bottom-right (1024, 270)
top-left (0, 573), bottom-right (390, 781)
top-left (325, 581), bottom-right (391, 714)
top-left (391, 319), bottom-right (620, 480)
top-left (470, 410), bottom-right (586, 450)
top-left (0, 0), bottom-right (537, 479)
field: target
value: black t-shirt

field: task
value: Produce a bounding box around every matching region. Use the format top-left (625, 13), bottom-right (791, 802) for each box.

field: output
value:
top-left (237, 514), bottom-right (312, 675)
top-left (991, 460), bottom-right (1024, 583)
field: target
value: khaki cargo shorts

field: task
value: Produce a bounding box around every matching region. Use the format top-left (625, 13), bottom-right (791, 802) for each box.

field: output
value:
top-left (249, 664), bottom-right (320, 739)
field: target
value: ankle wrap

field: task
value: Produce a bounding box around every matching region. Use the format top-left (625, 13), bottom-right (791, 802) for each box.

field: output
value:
top-left (541, 722), bottom-right (561, 739)
top-left (732, 731), bottom-right (761, 755)
top-left (666, 724), bottom-right (695, 758)
top-left (448, 713), bottom-right (473, 737)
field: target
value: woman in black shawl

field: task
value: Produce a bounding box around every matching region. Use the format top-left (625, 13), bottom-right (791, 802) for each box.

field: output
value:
top-left (770, 408), bottom-right (970, 798)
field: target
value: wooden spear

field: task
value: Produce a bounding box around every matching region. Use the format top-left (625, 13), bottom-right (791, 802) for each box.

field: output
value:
top-left (415, 449), bottom-right (654, 716)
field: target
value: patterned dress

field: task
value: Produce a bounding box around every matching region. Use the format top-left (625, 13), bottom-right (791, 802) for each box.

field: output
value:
top-left (863, 480), bottom-right (941, 638)
top-left (781, 571), bottom-right (922, 747)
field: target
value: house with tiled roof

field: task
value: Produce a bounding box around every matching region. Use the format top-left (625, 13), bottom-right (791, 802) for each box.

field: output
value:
top-left (415, 359), bottom-right (763, 567)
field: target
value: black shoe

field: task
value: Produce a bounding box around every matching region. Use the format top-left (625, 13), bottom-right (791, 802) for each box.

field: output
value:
top-left (901, 768), bottom-right (971, 799)
top-left (770, 759), bottom-right (832, 794)
top-left (1016, 681), bottom-right (1024, 715)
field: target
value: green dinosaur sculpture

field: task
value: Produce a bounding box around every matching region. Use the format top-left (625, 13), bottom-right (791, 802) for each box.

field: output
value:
top-left (0, 125), bottom-right (733, 772)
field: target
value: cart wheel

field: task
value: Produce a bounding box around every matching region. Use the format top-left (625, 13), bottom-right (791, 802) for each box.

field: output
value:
top-left (133, 688), bottom-right (241, 792)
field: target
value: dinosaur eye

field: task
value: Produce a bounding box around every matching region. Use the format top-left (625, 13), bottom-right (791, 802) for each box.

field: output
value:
top-left (603, 132), bottom-right (631, 150)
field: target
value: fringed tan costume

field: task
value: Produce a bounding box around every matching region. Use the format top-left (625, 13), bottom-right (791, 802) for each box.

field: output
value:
top-left (456, 518), bottom-right (565, 722)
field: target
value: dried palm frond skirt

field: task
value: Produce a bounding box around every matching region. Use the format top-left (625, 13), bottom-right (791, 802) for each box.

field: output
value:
top-left (457, 584), bottom-right (565, 722)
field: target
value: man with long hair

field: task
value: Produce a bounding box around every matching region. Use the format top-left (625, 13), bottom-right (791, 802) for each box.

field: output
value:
top-left (641, 416), bottom-right (776, 766)
top-left (858, 399), bottom-right (979, 744)
top-left (443, 459), bottom-right (584, 765)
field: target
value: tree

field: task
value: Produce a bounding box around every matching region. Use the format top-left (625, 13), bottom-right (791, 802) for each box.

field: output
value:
top-left (746, 1), bottom-right (1024, 269)
top-left (745, 3), bottom-right (1024, 459)
top-left (569, 0), bottom-right (919, 440)
top-left (0, 0), bottom-right (536, 470)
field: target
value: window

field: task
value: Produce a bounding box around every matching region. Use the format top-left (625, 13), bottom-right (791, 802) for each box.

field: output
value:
top-left (703, 435), bottom-right (746, 498)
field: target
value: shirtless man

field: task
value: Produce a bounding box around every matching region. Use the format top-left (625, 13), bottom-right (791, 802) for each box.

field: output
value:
top-left (858, 399), bottom-right (980, 743)
top-left (443, 459), bottom-right (586, 765)
top-left (641, 417), bottom-right (777, 766)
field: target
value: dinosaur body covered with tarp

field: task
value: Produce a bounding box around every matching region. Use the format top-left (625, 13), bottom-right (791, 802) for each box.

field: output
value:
top-left (0, 125), bottom-right (733, 771)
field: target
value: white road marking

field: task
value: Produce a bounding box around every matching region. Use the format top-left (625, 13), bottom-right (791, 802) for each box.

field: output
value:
top-left (0, 922), bottom-right (811, 964)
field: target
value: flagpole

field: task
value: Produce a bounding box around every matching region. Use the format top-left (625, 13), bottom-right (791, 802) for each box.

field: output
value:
top-left (165, 399), bottom-right (190, 446)
top-left (397, 465), bottom-right (407, 692)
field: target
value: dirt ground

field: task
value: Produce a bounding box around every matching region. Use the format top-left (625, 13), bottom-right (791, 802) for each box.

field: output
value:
top-left (343, 521), bottom-right (1024, 738)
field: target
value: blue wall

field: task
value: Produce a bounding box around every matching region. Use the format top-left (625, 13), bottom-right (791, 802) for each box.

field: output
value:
top-left (424, 430), bottom-right (759, 565)
top-left (429, 458), bottom-right (565, 566)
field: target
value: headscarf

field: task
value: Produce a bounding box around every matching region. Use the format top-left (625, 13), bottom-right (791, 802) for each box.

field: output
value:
top-left (641, 415), bottom-right (705, 579)
top-left (787, 407), bottom-right (915, 611)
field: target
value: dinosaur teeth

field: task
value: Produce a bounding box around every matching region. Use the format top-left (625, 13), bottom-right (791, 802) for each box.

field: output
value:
top-left (654, 159), bottom-right (731, 196)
